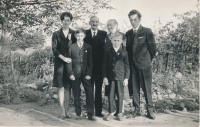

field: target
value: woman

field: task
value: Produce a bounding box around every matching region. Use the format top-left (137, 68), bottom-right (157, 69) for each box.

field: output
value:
top-left (52, 12), bottom-right (76, 119)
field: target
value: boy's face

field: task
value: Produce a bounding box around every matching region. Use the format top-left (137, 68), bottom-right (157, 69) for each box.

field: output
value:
top-left (111, 36), bottom-right (123, 48)
top-left (107, 21), bottom-right (117, 33)
top-left (62, 16), bottom-right (71, 28)
top-left (75, 32), bottom-right (85, 42)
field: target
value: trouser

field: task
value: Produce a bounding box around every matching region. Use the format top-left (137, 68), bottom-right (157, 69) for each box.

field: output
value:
top-left (108, 80), bottom-right (124, 113)
top-left (91, 70), bottom-right (103, 114)
top-left (72, 74), bottom-right (94, 116)
top-left (128, 64), bottom-right (153, 112)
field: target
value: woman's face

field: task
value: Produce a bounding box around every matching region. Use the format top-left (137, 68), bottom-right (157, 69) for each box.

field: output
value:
top-left (62, 16), bottom-right (71, 28)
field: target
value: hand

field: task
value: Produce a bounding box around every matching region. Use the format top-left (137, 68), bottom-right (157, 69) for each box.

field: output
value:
top-left (63, 57), bottom-right (72, 63)
top-left (69, 75), bottom-right (75, 80)
top-left (103, 78), bottom-right (109, 85)
top-left (85, 75), bottom-right (91, 80)
top-left (123, 79), bottom-right (128, 86)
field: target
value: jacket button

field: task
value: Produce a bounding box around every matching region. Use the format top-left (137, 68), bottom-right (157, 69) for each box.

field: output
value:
top-left (113, 70), bottom-right (114, 71)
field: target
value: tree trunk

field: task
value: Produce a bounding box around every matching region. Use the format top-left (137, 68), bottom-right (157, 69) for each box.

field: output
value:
top-left (10, 51), bottom-right (17, 85)
top-left (165, 52), bottom-right (169, 71)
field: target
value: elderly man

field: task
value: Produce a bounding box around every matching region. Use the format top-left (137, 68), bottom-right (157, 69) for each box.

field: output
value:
top-left (104, 19), bottom-right (126, 50)
top-left (126, 10), bottom-right (156, 120)
top-left (84, 16), bottom-right (107, 117)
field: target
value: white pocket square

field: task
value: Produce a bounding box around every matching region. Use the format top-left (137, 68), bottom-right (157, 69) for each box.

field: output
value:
top-left (85, 50), bottom-right (87, 52)
top-left (139, 36), bottom-right (144, 39)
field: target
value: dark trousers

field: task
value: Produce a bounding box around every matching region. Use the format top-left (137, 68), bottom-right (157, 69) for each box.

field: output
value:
top-left (91, 70), bottom-right (103, 114)
top-left (108, 80), bottom-right (124, 113)
top-left (128, 63), bottom-right (153, 112)
top-left (72, 74), bottom-right (94, 116)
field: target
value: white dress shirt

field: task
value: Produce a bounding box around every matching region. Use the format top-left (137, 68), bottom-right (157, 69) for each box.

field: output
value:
top-left (133, 24), bottom-right (140, 32)
top-left (62, 28), bottom-right (69, 38)
top-left (113, 46), bottom-right (120, 52)
top-left (91, 29), bottom-right (98, 37)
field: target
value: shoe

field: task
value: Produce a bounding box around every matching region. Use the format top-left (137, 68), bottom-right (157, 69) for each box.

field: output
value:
top-left (95, 113), bottom-right (104, 117)
top-left (88, 116), bottom-right (96, 121)
top-left (65, 114), bottom-right (72, 119)
top-left (103, 114), bottom-right (113, 121)
top-left (59, 116), bottom-right (66, 119)
top-left (132, 110), bottom-right (140, 118)
top-left (113, 112), bottom-right (118, 117)
top-left (82, 111), bottom-right (87, 117)
top-left (116, 113), bottom-right (123, 121)
top-left (147, 112), bottom-right (155, 120)
top-left (76, 116), bottom-right (81, 120)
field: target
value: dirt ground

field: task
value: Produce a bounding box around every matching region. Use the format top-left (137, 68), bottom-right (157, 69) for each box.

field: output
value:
top-left (0, 102), bottom-right (199, 127)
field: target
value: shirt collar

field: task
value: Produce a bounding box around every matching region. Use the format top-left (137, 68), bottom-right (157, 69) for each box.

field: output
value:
top-left (133, 24), bottom-right (140, 31)
top-left (113, 46), bottom-right (120, 52)
top-left (77, 41), bottom-right (84, 45)
top-left (91, 29), bottom-right (98, 35)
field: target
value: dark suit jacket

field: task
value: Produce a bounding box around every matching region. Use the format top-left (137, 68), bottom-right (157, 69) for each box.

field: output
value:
top-left (52, 28), bottom-right (76, 87)
top-left (102, 47), bottom-right (130, 81)
top-left (67, 43), bottom-right (93, 78)
top-left (126, 25), bottom-right (156, 70)
top-left (84, 29), bottom-right (107, 71)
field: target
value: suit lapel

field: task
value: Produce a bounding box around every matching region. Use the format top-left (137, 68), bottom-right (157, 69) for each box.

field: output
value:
top-left (110, 46), bottom-right (118, 57)
top-left (88, 29), bottom-right (93, 40)
top-left (75, 43), bottom-right (81, 51)
top-left (134, 25), bottom-right (143, 47)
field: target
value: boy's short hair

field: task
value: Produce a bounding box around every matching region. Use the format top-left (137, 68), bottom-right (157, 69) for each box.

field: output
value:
top-left (60, 12), bottom-right (73, 21)
top-left (112, 32), bottom-right (126, 41)
top-left (75, 28), bottom-right (86, 35)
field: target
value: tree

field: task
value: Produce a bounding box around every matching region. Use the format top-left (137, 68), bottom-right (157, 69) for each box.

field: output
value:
top-left (154, 11), bottom-right (199, 73)
top-left (0, 0), bottom-right (114, 85)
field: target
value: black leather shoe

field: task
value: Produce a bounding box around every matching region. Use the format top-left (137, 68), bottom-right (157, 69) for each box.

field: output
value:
top-left (95, 113), bottom-right (104, 117)
top-left (132, 110), bottom-right (140, 118)
top-left (147, 112), bottom-right (155, 120)
top-left (88, 116), bottom-right (96, 121)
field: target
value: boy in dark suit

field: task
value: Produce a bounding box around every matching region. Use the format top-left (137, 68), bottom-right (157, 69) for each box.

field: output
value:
top-left (67, 28), bottom-right (96, 121)
top-left (102, 32), bottom-right (130, 121)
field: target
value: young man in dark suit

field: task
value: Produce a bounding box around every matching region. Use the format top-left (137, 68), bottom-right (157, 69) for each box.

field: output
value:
top-left (126, 10), bottom-right (156, 119)
top-left (102, 32), bottom-right (130, 121)
top-left (84, 16), bottom-right (107, 117)
top-left (67, 28), bottom-right (96, 121)
top-left (52, 12), bottom-right (76, 119)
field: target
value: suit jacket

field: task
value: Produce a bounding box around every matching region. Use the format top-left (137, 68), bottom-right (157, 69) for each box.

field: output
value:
top-left (104, 31), bottom-right (126, 50)
top-left (126, 25), bottom-right (156, 70)
top-left (67, 43), bottom-right (93, 78)
top-left (52, 28), bottom-right (76, 86)
top-left (102, 47), bottom-right (130, 81)
top-left (84, 29), bottom-right (107, 71)
top-left (52, 28), bottom-right (76, 63)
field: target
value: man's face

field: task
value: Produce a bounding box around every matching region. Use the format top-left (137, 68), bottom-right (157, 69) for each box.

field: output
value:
top-left (75, 32), bottom-right (85, 42)
top-left (111, 36), bottom-right (123, 48)
top-left (62, 16), bottom-right (71, 28)
top-left (107, 21), bottom-right (117, 34)
top-left (129, 14), bottom-right (141, 29)
top-left (89, 17), bottom-right (99, 30)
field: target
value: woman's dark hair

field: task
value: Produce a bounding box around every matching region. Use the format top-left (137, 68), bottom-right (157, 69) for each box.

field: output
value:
top-left (128, 10), bottom-right (142, 19)
top-left (60, 12), bottom-right (73, 21)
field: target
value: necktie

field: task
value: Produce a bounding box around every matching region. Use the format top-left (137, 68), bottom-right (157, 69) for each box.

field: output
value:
top-left (133, 30), bottom-right (137, 35)
top-left (93, 32), bottom-right (96, 39)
